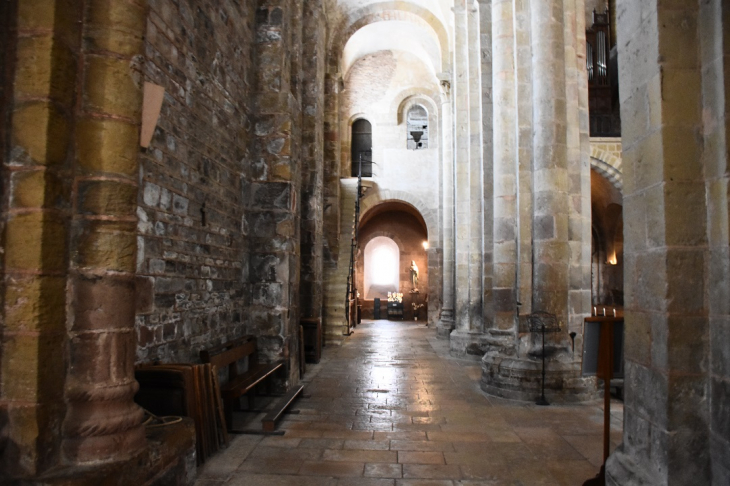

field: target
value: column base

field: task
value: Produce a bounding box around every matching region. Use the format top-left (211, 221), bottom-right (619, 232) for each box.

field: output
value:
top-left (11, 418), bottom-right (196, 486)
top-left (480, 352), bottom-right (597, 403)
top-left (605, 446), bottom-right (658, 486)
top-left (449, 330), bottom-right (489, 360)
top-left (437, 318), bottom-right (455, 339)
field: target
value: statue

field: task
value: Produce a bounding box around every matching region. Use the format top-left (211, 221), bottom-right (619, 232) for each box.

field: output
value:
top-left (409, 260), bottom-right (419, 291)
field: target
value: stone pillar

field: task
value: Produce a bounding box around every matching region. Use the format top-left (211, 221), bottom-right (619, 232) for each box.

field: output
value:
top-left (450, 0), bottom-right (487, 358)
top-left (321, 60), bottom-right (343, 341)
top-left (481, 0), bottom-right (594, 402)
top-left (606, 1), bottom-right (719, 483)
top-left (450, 0), bottom-right (472, 351)
top-left (299, 0), bottom-right (326, 321)
top-left (530, 0), bottom-right (570, 324)
top-left (1, 0), bottom-right (148, 475)
top-left (63, 0), bottom-right (148, 463)
top-left (701, 2), bottom-right (730, 482)
top-left (248, 0), bottom-right (302, 381)
top-left (565, 0), bottom-right (593, 339)
top-left (479, 0), bottom-right (495, 331)
top-left (437, 75), bottom-right (455, 338)
top-left (1, 0), bottom-right (77, 475)
top-left (467, 1), bottom-right (484, 333)
top-left (490, 0), bottom-right (519, 337)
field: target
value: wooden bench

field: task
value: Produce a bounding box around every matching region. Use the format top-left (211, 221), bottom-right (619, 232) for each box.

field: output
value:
top-left (200, 335), bottom-right (303, 433)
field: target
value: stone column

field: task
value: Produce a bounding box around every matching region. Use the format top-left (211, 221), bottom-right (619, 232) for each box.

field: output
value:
top-left (467, 1), bottom-right (484, 334)
top-left (606, 1), bottom-right (718, 483)
top-left (450, 0), bottom-right (472, 348)
top-left (299, 0), bottom-right (326, 321)
top-left (479, 0), bottom-right (495, 330)
top-left (481, 0), bottom-right (594, 402)
top-left (2, 0), bottom-right (78, 475)
top-left (450, 0), bottom-right (488, 357)
top-left (437, 74), bottom-right (455, 338)
top-left (701, 1), bottom-right (730, 482)
top-left (247, 0), bottom-right (302, 381)
top-left (530, 0), bottom-right (571, 323)
top-left (321, 61), bottom-right (343, 341)
top-left (565, 0), bottom-right (592, 337)
top-left (490, 0), bottom-right (519, 335)
top-left (63, 0), bottom-right (148, 464)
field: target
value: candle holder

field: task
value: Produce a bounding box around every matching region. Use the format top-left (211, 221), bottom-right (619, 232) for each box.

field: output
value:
top-left (527, 311), bottom-right (561, 406)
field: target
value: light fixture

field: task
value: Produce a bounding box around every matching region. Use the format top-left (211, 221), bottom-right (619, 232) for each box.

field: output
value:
top-left (422, 241), bottom-right (429, 250)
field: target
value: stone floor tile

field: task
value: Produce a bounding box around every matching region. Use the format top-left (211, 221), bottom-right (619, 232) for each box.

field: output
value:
top-left (298, 460), bottom-right (365, 477)
top-left (345, 439), bottom-right (392, 450)
top-left (375, 430), bottom-right (428, 441)
top-left (226, 473), bottom-right (337, 486)
top-left (390, 440), bottom-right (455, 452)
top-left (337, 479), bottom-right (397, 486)
top-left (402, 464), bottom-right (463, 479)
top-left (324, 449), bottom-right (398, 463)
top-left (398, 451), bottom-right (446, 465)
top-left (395, 480), bottom-right (455, 486)
top-left (298, 438), bottom-right (346, 450)
top-left (458, 462), bottom-right (512, 481)
top-left (364, 462), bottom-right (404, 478)
top-left (237, 458), bottom-right (301, 475)
top-left (258, 436), bottom-right (302, 448)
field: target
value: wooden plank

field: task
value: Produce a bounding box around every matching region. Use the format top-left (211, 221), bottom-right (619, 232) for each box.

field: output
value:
top-left (202, 340), bottom-right (257, 372)
top-left (203, 364), bottom-right (220, 452)
top-left (210, 365), bottom-right (229, 447)
top-left (261, 385), bottom-right (304, 432)
top-left (220, 361), bottom-right (284, 399)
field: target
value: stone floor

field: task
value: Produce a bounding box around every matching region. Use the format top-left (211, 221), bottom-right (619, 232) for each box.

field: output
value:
top-left (194, 320), bottom-right (623, 486)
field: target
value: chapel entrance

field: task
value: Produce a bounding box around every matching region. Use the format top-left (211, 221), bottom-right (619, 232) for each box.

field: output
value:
top-left (356, 201), bottom-right (428, 322)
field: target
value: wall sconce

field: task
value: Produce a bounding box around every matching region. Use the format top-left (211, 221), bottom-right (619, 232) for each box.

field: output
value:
top-left (422, 241), bottom-right (429, 250)
top-left (606, 252), bottom-right (617, 265)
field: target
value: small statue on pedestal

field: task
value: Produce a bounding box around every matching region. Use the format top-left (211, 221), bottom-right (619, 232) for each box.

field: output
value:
top-left (409, 260), bottom-right (419, 293)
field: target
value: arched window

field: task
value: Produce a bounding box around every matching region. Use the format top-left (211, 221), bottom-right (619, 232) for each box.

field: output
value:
top-left (364, 236), bottom-right (399, 299)
top-left (351, 119), bottom-right (372, 177)
top-left (407, 105), bottom-right (428, 150)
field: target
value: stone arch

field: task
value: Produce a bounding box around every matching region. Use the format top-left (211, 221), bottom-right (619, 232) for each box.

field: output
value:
top-left (360, 189), bottom-right (438, 247)
top-left (590, 143), bottom-right (623, 192)
top-left (361, 230), bottom-right (407, 252)
top-left (590, 157), bottom-right (623, 193)
top-left (328, 2), bottom-right (449, 74)
top-left (394, 90), bottom-right (440, 125)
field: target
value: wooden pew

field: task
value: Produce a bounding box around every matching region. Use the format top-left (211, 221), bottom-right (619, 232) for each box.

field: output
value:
top-left (200, 335), bottom-right (303, 433)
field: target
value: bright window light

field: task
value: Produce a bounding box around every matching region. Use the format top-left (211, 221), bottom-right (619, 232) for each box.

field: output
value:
top-left (364, 237), bottom-right (399, 299)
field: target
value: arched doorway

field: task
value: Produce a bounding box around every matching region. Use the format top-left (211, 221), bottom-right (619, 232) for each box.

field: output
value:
top-left (357, 201), bottom-right (428, 321)
top-left (590, 169), bottom-right (623, 309)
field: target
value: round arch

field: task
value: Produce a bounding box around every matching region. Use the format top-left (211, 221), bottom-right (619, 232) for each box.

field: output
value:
top-left (328, 3), bottom-right (450, 75)
top-left (359, 191), bottom-right (437, 247)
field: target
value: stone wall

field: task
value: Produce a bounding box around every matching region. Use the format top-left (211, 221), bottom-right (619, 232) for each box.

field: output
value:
top-left (135, 0), bottom-right (257, 364)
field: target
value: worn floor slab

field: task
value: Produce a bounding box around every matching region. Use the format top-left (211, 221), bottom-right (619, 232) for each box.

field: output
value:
top-left (195, 320), bottom-right (623, 486)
